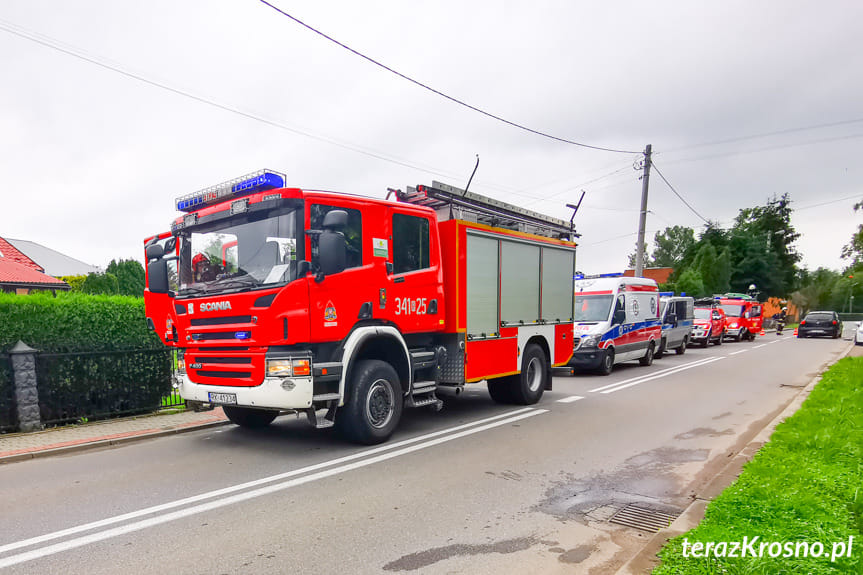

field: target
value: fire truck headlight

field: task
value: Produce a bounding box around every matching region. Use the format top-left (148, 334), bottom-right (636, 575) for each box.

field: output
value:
top-left (580, 335), bottom-right (600, 349)
top-left (291, 359), bottom-right (311, 377)
top-left (267, 359), bottom-right (293, 377)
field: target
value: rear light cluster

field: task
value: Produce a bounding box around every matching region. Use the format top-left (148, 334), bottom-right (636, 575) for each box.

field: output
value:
top-left (266, 358), bottom-right (311, 378)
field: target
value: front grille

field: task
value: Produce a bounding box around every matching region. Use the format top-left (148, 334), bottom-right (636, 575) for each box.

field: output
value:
top-left (197, 370), bottom-right (252, 378)
top-left (190, 315), bottom-right (253, 326)
top-left (194, 356), bottom-right (252, 364)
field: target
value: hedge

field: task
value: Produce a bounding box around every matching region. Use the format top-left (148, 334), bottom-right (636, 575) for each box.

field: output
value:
top-left (0, 292), bottom-right (172, 427)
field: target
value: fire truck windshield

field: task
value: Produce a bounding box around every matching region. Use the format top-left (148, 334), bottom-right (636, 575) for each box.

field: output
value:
top-left (177, 207), bottom-right (300, 295)
top-left (574, 294), bottom-right (613, 322)
top-left (694, 308), bottom-right (712, 320)
top-left (719, 304), bottom-right (744, 317)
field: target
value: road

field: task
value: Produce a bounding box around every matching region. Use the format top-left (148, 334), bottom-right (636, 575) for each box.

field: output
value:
top-left (0, 334), bottom-right (851, 574)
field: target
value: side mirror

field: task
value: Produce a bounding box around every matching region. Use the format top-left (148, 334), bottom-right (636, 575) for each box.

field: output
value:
top-left (146, 244), bottom-right (165, 261)
top-left (613, 309), bottom-right (626, 325)
top-left (147, 260), bottom-right (169, 294)
top-left (322, 209), bottom-right (348, 229)
top-left (317, 230), bottom-right (347, 280)
top-left (667, 312), bottom-right (677, 326)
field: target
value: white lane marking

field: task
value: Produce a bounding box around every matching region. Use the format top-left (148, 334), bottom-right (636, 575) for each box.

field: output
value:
top-left (600, 357), bottom-right (725, 395)
top-left (729, 349), bottom-right (749, 356)
top-left (556, 395), bottom-right (584, 403)
top-left (754, 344), bottom-right (768, 349)
top-left (0, 407), bottom-right (535, 556)
top-left (589, 357), bottom-right (719, 393)
top-left (0, 409), bottom-right (546, 568)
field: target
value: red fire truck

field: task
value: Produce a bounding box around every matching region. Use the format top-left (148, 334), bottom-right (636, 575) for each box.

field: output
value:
top-left (715, 293), bottom-right (763, 341)
top-left (144, 171), bottom-right (577, 444)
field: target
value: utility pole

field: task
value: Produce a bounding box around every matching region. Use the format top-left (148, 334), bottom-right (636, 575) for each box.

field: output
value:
top-left (635, 144), bottom-right (652, 277)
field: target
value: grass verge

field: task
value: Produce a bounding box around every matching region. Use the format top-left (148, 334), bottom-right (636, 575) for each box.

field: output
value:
top-left (653, 356), bottom-right (863, 574)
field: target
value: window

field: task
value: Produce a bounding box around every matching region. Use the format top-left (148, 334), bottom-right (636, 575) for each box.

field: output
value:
top-left (310, 204), bottom-right (363, 270)
top-left (392, 213), bottom-right (430, 274)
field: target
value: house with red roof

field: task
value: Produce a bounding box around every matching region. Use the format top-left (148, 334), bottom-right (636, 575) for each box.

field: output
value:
top-left (0, 237), bottom-right (69, 294)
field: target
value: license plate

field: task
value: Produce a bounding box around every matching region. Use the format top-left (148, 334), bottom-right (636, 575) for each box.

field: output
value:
top-left (809, 330), bottom-right (823, 334)
top-left (208, 392), bottom-right (237, 404)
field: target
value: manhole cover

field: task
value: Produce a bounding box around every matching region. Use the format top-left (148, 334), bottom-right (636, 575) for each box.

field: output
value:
top-left (608, 503), bottom-right (680, 532)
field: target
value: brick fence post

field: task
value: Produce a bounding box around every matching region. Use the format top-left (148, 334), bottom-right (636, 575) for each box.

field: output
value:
top-left (9, 341), bottom-right (41, 432)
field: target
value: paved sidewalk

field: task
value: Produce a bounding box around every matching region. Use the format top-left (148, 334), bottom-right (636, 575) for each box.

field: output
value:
top-left (0, 407), bottom-right (229, 464)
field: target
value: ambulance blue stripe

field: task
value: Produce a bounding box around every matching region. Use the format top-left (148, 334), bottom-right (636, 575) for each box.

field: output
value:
top-left (600, 319), bottom-right (662, 343)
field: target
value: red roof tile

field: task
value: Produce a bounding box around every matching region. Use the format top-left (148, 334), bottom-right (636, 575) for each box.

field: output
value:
top-left (0, 237), bottom-right (43, 271)
top-left (0, 259), bottom-right (67, 286)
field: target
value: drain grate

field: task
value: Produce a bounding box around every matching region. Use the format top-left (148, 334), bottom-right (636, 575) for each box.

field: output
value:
top-left (609, 503), bottom-right (681, 532)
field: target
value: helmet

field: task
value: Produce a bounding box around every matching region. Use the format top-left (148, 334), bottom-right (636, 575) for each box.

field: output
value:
top-left (192, 253), bottom-right (207, 267)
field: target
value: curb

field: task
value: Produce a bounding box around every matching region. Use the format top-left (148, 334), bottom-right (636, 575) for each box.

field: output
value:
top-left (0, 418), bottom-right (231, 465)
top-left (616, 340), bottom-right (855, 574)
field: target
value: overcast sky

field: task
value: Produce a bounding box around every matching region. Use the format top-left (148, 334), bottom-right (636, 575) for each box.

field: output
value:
top-left (1, 1), bottom-right (860, 276)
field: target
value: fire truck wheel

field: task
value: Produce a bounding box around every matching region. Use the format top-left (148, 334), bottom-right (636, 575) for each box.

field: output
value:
top-left (509, 344), bottom-right (547, 404)
top-left (487, 378), bottom-right (514, 404)
top-left (714, 333), bottom-right (723, 346)
top-left (639, 342), bottom-right (655, 366)
top-left (222, 406), bottom-right (278, 429)
top-left (655, 338), bottom-right (666, 359)
top-left (675, 339), bottom-right (687, 355)
top-left (598, 349), bottom-right (615, 376)
top-left (337, 360), bottom-right (403, 445)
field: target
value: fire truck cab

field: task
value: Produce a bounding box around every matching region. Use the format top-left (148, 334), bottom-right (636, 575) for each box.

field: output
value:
top-left (145, 172), bottom-right (577, 444)
top-left (715, 294), bottom-right (763, 341)
top-left (569, 275), bottom-right (661, 375)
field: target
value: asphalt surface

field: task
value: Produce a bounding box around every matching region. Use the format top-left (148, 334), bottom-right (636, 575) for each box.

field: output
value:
top-left (0, 333), bottom-right (852, 574)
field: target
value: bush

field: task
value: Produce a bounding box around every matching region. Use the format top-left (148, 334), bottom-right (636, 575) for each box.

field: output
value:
top-left (0, 292), bottom-right (171, 427)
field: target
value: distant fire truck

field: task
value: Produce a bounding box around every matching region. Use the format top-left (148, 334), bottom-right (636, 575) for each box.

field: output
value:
top-left (145, 171), bottom-right (577, 444)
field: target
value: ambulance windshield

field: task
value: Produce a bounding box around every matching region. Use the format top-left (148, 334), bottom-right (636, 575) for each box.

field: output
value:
top-left (574, 294), bottom-right (613, 322)
top-left (177, 206), bottom-right (301, 295)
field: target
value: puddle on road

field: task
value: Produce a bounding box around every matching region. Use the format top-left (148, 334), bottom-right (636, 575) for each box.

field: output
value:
top-left (382, 536), bottom-right (538, 571)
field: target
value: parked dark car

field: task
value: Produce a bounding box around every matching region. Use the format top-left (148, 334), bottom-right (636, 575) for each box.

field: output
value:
top-left (797, 311), bottom-right (842, 339)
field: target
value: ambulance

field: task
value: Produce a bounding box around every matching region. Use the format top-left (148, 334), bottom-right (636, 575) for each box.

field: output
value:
top-left (569, 274), bottom-right (662, 375)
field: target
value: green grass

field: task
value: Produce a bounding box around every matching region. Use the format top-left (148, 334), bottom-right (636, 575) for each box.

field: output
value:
top-left (653, 357), bottom-right (863, 574)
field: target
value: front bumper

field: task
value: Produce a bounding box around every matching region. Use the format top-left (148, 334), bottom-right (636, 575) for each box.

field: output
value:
top-left (178, 372), bottom-right (314, 410)
top-left (568, 348), bottom-right (608, 371)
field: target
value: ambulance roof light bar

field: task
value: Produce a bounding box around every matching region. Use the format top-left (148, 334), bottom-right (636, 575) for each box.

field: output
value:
top-left (175, 170), bottom-right (286, 212)
top-left (397, 181), bottom-right (578, 240)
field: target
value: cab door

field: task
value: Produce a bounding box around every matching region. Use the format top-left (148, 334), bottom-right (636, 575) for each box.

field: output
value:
top-left (143, 232), bottom-right (179, 346)
top-left (385, 210), bottom-right (445, 335)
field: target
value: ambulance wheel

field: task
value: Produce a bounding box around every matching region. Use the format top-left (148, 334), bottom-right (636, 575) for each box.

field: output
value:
top-left (655, 338), bottom-right (666, 359)
top-left (337, 360), bottom-right (403, 445)
top-left (223, 406), bottom-right (278, 429)
top-left (639, 342), bottom-right (655, 366)
top-left (598, 349), bottom-right (614, 376)
top-left (675, 338), bottom-right (687, 355)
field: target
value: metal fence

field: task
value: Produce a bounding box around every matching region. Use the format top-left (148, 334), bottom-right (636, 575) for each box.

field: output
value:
top-left (34, 348), bottom-right (174, 428)
top-left (0, 353), bottom-right (17, 434)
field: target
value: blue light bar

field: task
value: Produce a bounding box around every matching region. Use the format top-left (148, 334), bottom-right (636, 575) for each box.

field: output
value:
top-left (175, 170), bottom-right (286, 213)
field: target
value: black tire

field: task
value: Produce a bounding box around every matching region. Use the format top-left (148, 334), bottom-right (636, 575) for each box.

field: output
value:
top-left (598, 348), bottom-right (614, 376)
top-left (336, 360), bottom-right (403, 445)
top-left (223, 406), bottom-right (278, 429)
top-left (508, 343), bottom-right (548, 404)
top-left (713, 332), bottom-right (723, 346)
top-left (701, 331), bottom-right (709, 348)
top-left (639, 342), bottom-right (655, 366)
top-left (655, 338), bottom-right (666, 359)
top-left (675, 338), bottom-right (687, 355)
top-left (487, 377), bottom-right (514, 404)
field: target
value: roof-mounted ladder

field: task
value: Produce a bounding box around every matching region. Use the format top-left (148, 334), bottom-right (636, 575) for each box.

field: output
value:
top-left (395, 181), bottom-right (579, 240)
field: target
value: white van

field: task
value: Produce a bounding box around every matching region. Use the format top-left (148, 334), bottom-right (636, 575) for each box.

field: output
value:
top-left (568, 275), bottom-right (662, 375)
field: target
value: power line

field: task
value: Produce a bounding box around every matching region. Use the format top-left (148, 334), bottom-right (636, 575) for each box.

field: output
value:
top-left (650, 162), bottom-right (710, 224)
top-left (0, 18), bottom-right (505, 190)
top-left (795, 194), bottom-right (862, 212)
top-left (520, 164), bottom-right (636, 207)
top-left (663, 117), bottom-right (863, 154)
top-left (256, 0), bottom-right (641, 155)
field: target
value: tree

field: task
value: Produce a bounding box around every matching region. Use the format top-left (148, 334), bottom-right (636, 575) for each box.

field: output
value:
top-left (106, 259), bottom-right (145, 297)
top-left (81, 271), bottom-right (119, 295)
top-left (841, 199), bottom-right (863, 265)
top-left (649, 226), bottom-right (696, 268)
top-left (59, 275), bottom-right (86, 292)
top-left (626, 242), bottom-right (650, 270)
top-left (676, 268), bottom-right (705, 297)
top-left (791, 267), bottom-right (841, 316)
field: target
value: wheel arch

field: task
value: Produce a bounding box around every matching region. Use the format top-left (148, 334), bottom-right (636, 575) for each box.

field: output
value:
top-left (340, 327), bottom-right (411, 404)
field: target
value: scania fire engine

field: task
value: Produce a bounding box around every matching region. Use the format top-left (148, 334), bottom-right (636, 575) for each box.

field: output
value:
top-left (144, 171), bottom-right (578, 444)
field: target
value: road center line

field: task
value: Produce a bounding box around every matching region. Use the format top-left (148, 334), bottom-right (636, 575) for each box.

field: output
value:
top-left (729, 349), bottom-right (749, 356)
top-left (0, 407), bottom-right (535, 556)
top-left (0, 409), bottom-right (547, 569)
top-left (600, 357), bottom-right (725, 395)
top-left (589, 357), bottom-right (719, 393)
top-left (754, 343), bottom-right (768, 349)
top-left (556, 395), bottom-right (584, 403)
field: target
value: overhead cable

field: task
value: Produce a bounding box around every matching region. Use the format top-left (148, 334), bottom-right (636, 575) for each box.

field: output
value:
top-left (650, 162), bottom-right (710, 224)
